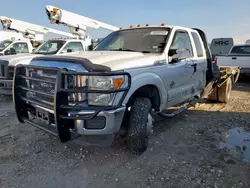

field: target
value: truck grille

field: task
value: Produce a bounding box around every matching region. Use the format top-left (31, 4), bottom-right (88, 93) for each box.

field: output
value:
top-left (14, 66), bottom-right (58, 110)
top-left (26, 68), bottom-right (57, 107)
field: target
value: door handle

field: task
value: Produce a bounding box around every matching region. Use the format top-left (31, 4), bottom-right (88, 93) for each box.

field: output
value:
top-left (232, 57), bottom-right (237, 60)
top-left (191, 63), bottom-right (197, 73)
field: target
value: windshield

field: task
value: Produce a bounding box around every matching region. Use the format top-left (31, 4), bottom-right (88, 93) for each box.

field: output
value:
top-left (34, 40), bottom-right (66, 54)
top-left (94, 27), bottom-right (169, 53)
top-left (230, 46), bottom-right (250, 55)
top-left (0, 40), bottom-right (12, 52)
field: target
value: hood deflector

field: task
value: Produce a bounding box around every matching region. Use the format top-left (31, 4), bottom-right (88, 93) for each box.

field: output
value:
top-left (32, 56), bottom-right (111, 72)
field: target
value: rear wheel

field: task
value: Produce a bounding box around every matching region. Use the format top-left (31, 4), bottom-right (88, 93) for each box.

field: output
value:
top-left (127, 97), bottom-right (152, 155)
top-left (207, 77), bottom-right (232, 103)
top-left (217, 77), bottom-right (232, 103)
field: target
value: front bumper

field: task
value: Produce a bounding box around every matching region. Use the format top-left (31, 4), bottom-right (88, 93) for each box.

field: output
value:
top-left (13, 65), bottom-right (131, 146)
top-left (0, 79), bottom-right (12, 95)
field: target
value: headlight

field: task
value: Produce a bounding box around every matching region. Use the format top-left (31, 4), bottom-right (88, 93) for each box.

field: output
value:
top-left (88, 75), bottom-right (126, 106)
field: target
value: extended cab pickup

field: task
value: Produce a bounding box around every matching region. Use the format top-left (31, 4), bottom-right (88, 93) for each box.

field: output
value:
top-left (215, 44), bottom-right (250, 75)
top-left (13, 25), bottom-right (240, 154)
top-left (0, 38), bottom-right (90, 94)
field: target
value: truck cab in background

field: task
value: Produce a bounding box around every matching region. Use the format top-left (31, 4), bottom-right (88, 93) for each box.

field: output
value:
top-left (0, 39), bottom-right (35, 55)
top-left (215, 44), bottom-right (250, 76)
top-left (0, 37), bottom-right (96, 95)
top-left (0, 30), bottom-right (44, 56)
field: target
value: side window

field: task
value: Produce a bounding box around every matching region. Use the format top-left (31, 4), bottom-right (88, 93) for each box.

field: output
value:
top-left (10, 42), bottom-right (29, 53)
top-left (60, 42), bottom-right (84, 53)
top-left (191, 32), bottom-right (204, 57)
top-left (169, 31), bottom-right (193, 63)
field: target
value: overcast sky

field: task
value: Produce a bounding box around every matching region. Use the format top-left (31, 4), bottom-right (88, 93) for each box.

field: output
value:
top-left (0, 0), bottom-right (250, 43)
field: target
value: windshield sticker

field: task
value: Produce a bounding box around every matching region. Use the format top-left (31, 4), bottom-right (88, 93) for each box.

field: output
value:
top-left (150, 31), bottom-right (168, 35)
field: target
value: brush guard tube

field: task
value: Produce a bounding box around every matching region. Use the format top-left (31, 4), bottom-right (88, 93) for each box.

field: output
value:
top-left (13, 64), bottom-right (131, 144)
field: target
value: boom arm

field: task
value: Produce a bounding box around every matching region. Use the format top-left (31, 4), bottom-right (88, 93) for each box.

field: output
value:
top-left (45, 5), bottom-right (119, 39)
top-left (0, 16), bottom-right (74, 40)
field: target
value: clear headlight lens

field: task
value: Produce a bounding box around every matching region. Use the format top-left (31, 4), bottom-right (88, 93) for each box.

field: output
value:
top-left (88, 76), bottom-right (125, 106)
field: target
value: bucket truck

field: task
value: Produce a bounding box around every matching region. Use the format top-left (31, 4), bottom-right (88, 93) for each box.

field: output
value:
top-left (0, 5), bottom-right (119, 95)
top-left (0, 16), bottom-right (75, 56)
top-left (45, 5), bottom-right (119, 49)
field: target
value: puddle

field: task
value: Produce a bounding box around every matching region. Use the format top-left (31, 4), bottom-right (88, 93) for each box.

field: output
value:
top-left (219, 127), bottom-right (250, 162)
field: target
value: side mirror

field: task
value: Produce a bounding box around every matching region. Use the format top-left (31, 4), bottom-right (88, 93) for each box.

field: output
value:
top-left (168, 49), bottom-right (177, 56)
top-left (88, 45), bottom-right (93, 51)
top-left (67, 49), bottom-right (74, 53)
top-left (4, 50), bottom-right (10, 55)
top-left (168, 48), bottom-right (190, 63)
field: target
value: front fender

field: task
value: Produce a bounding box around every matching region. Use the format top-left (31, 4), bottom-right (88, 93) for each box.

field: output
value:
top-left (123, 72), bottom-right (167, 111)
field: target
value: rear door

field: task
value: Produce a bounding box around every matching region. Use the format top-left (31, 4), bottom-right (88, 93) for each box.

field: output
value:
top-left (184, 31), bottom-right (207, 98)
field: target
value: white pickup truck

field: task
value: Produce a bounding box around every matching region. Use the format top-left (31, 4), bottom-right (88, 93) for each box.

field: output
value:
top-left (13, 24), bottom-right (240, 154)
top-left (0, 38), bottom-right (92, 94)
top-left (215, 44), bottom-right (250, 76)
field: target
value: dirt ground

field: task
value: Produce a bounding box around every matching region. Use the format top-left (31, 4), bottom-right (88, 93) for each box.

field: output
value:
top-left (1, 79), bottom-right (250, 188)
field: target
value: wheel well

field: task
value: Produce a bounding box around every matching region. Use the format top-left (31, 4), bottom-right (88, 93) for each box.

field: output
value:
top-left (127, 85), bottom-right (161, 111)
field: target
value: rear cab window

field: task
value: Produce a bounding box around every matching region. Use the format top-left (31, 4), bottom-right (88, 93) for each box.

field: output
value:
top-left (230, 45), bottom-right (250, 55)
top-left (191, 32), bottom-right (204, 57)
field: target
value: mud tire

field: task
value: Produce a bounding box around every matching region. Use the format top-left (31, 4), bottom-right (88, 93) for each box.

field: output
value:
top-left (217, 77), bottom-right (233, 103)
top-left (127, 98), bottom-right (151, 155)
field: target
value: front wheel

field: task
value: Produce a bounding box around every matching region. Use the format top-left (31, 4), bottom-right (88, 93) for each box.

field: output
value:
top-left (127, 97), bottom-right (152, 155)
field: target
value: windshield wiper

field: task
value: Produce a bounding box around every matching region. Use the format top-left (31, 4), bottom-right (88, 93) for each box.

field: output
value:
top-left (141, 51), bottom-right (151, 53)
top-left (109, 48), bottom-right (137, 52)
top-left (108, 48), bottom-right (151, 53)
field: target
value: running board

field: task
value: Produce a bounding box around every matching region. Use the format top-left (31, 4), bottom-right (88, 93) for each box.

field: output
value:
top-left (158, 96), bottom-right (202, 118)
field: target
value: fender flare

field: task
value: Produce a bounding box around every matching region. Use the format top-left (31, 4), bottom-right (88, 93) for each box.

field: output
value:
top-left (123, 72), bottom-right (168, 111)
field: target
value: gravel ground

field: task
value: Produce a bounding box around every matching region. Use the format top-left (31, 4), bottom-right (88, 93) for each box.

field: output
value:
top-left (1, 79), bottom-right (250, 188)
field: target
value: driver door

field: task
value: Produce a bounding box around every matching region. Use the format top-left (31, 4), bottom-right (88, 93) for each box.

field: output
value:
top-left (165, 30), bottom-right (194, 106)
top-left (6, 42), bottom-right (29, 54)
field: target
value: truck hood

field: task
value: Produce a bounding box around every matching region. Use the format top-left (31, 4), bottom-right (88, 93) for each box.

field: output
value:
top-left (0, 54), bottom-right (42, 66)
top-left (69, 51), bottom-right (162, 70)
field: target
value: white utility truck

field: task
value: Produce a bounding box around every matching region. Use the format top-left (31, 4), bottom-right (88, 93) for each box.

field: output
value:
top-left (0, 30), bottom-right (43, 53)
top-left (13, 24), bottom-right (240, 154)
top-left (215, 44), bottom-right (250, 76)
top-left (0, 16), bottom-right (73, 56)
top-left (0, 5), bottom-right (118, 95)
